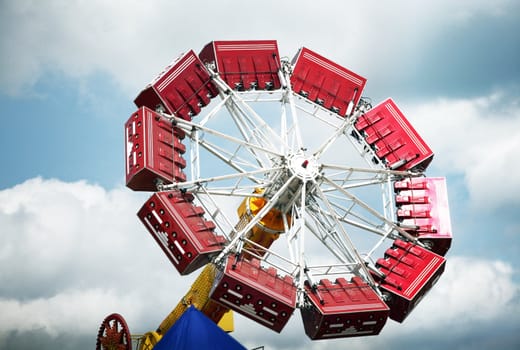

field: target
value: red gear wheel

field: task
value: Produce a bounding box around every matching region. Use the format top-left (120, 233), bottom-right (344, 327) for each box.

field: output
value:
top-left (96, 313), bottom-right (132, 350)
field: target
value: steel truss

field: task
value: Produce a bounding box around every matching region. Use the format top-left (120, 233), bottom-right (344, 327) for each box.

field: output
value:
top-left (158, 60), bottom-right (424, 306)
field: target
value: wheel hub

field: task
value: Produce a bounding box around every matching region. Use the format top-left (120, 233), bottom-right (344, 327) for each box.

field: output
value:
top-left (262, 153), bottom-right (321, 212)
top-left (288, 153), bottom-right (320, 181)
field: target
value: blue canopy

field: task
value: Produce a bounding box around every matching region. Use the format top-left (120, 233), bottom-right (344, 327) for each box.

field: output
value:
top-left (154, 306), bottom-right (246, 350)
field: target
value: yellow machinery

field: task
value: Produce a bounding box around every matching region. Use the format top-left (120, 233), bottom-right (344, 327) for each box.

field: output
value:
top-left (235, 188), bottom-right (290, 259)
top-left (136, 264), bottom-right (233, 350)
top-left (96, 191), bottom-right (287, 350)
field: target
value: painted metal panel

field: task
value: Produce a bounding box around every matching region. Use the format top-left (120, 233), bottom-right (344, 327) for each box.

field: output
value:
top-left (301, 277), bottom-right (389, 339)
top-left (394, 177), bottom-right (453, 256)
top-left (373, 239), bottom-right (445, 322)
top-left (291, 47), bottom-right (367, 116)
top-left (355, 98), bottom-right (433, 171)
top-left (125, 107), bottom-right (187, 191)
top-left (134, 50), bottom-right (217, 119)
top-left (137, 190), bottom-right (225, 275)
top-left (199, 40), bottom-right (282, 90)
top-left (210, 256), bottom-right (296, 332)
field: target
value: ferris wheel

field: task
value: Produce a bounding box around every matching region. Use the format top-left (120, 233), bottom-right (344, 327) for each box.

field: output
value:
top-left (98, 40), bottom-right (453, 349)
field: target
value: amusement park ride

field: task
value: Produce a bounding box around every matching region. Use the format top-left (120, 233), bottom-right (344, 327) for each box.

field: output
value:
top-left (96, 40), bottom-right (452, 349)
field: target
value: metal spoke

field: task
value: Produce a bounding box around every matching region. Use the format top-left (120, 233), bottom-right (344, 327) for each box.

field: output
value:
top-left (210, 70), bottom-right (287, 154)
top-left (173, 115), bottom-right (283, 159)
top-left (320, 175), bottom-right (420, 255)
top-left (310, 179), bottom-right (376, 286)
top-left (161, 167), bottom-right (280, 191)
top-left (214, 173), bottom-right (299, 264)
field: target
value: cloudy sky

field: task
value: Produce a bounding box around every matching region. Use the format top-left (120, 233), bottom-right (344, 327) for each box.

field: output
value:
top-left (1, 1), bottom-right (519, 349)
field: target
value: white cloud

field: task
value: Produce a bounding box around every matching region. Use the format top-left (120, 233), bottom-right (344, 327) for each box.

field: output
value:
top-left (368, 255), bottom-right (520, 332)
top-left (1, 178), bottom-right (518, 349)
top-left (413, 256), bottom-right (519, 324)
top-left (0, 178), bottom-right (186, 340)
top-left (0, 289), bottom-right (136, 336)
top-left (402, 91), bottom-right (520, 209)
top-left (0, 0), bottom-right (516, 97)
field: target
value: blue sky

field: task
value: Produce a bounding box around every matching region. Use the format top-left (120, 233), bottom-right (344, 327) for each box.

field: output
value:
top-left (1, 1), bottom-right (519, 349)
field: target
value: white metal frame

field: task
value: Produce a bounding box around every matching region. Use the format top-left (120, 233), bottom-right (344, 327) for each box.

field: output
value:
top-left (159, 58), bottom-right (424, 306)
